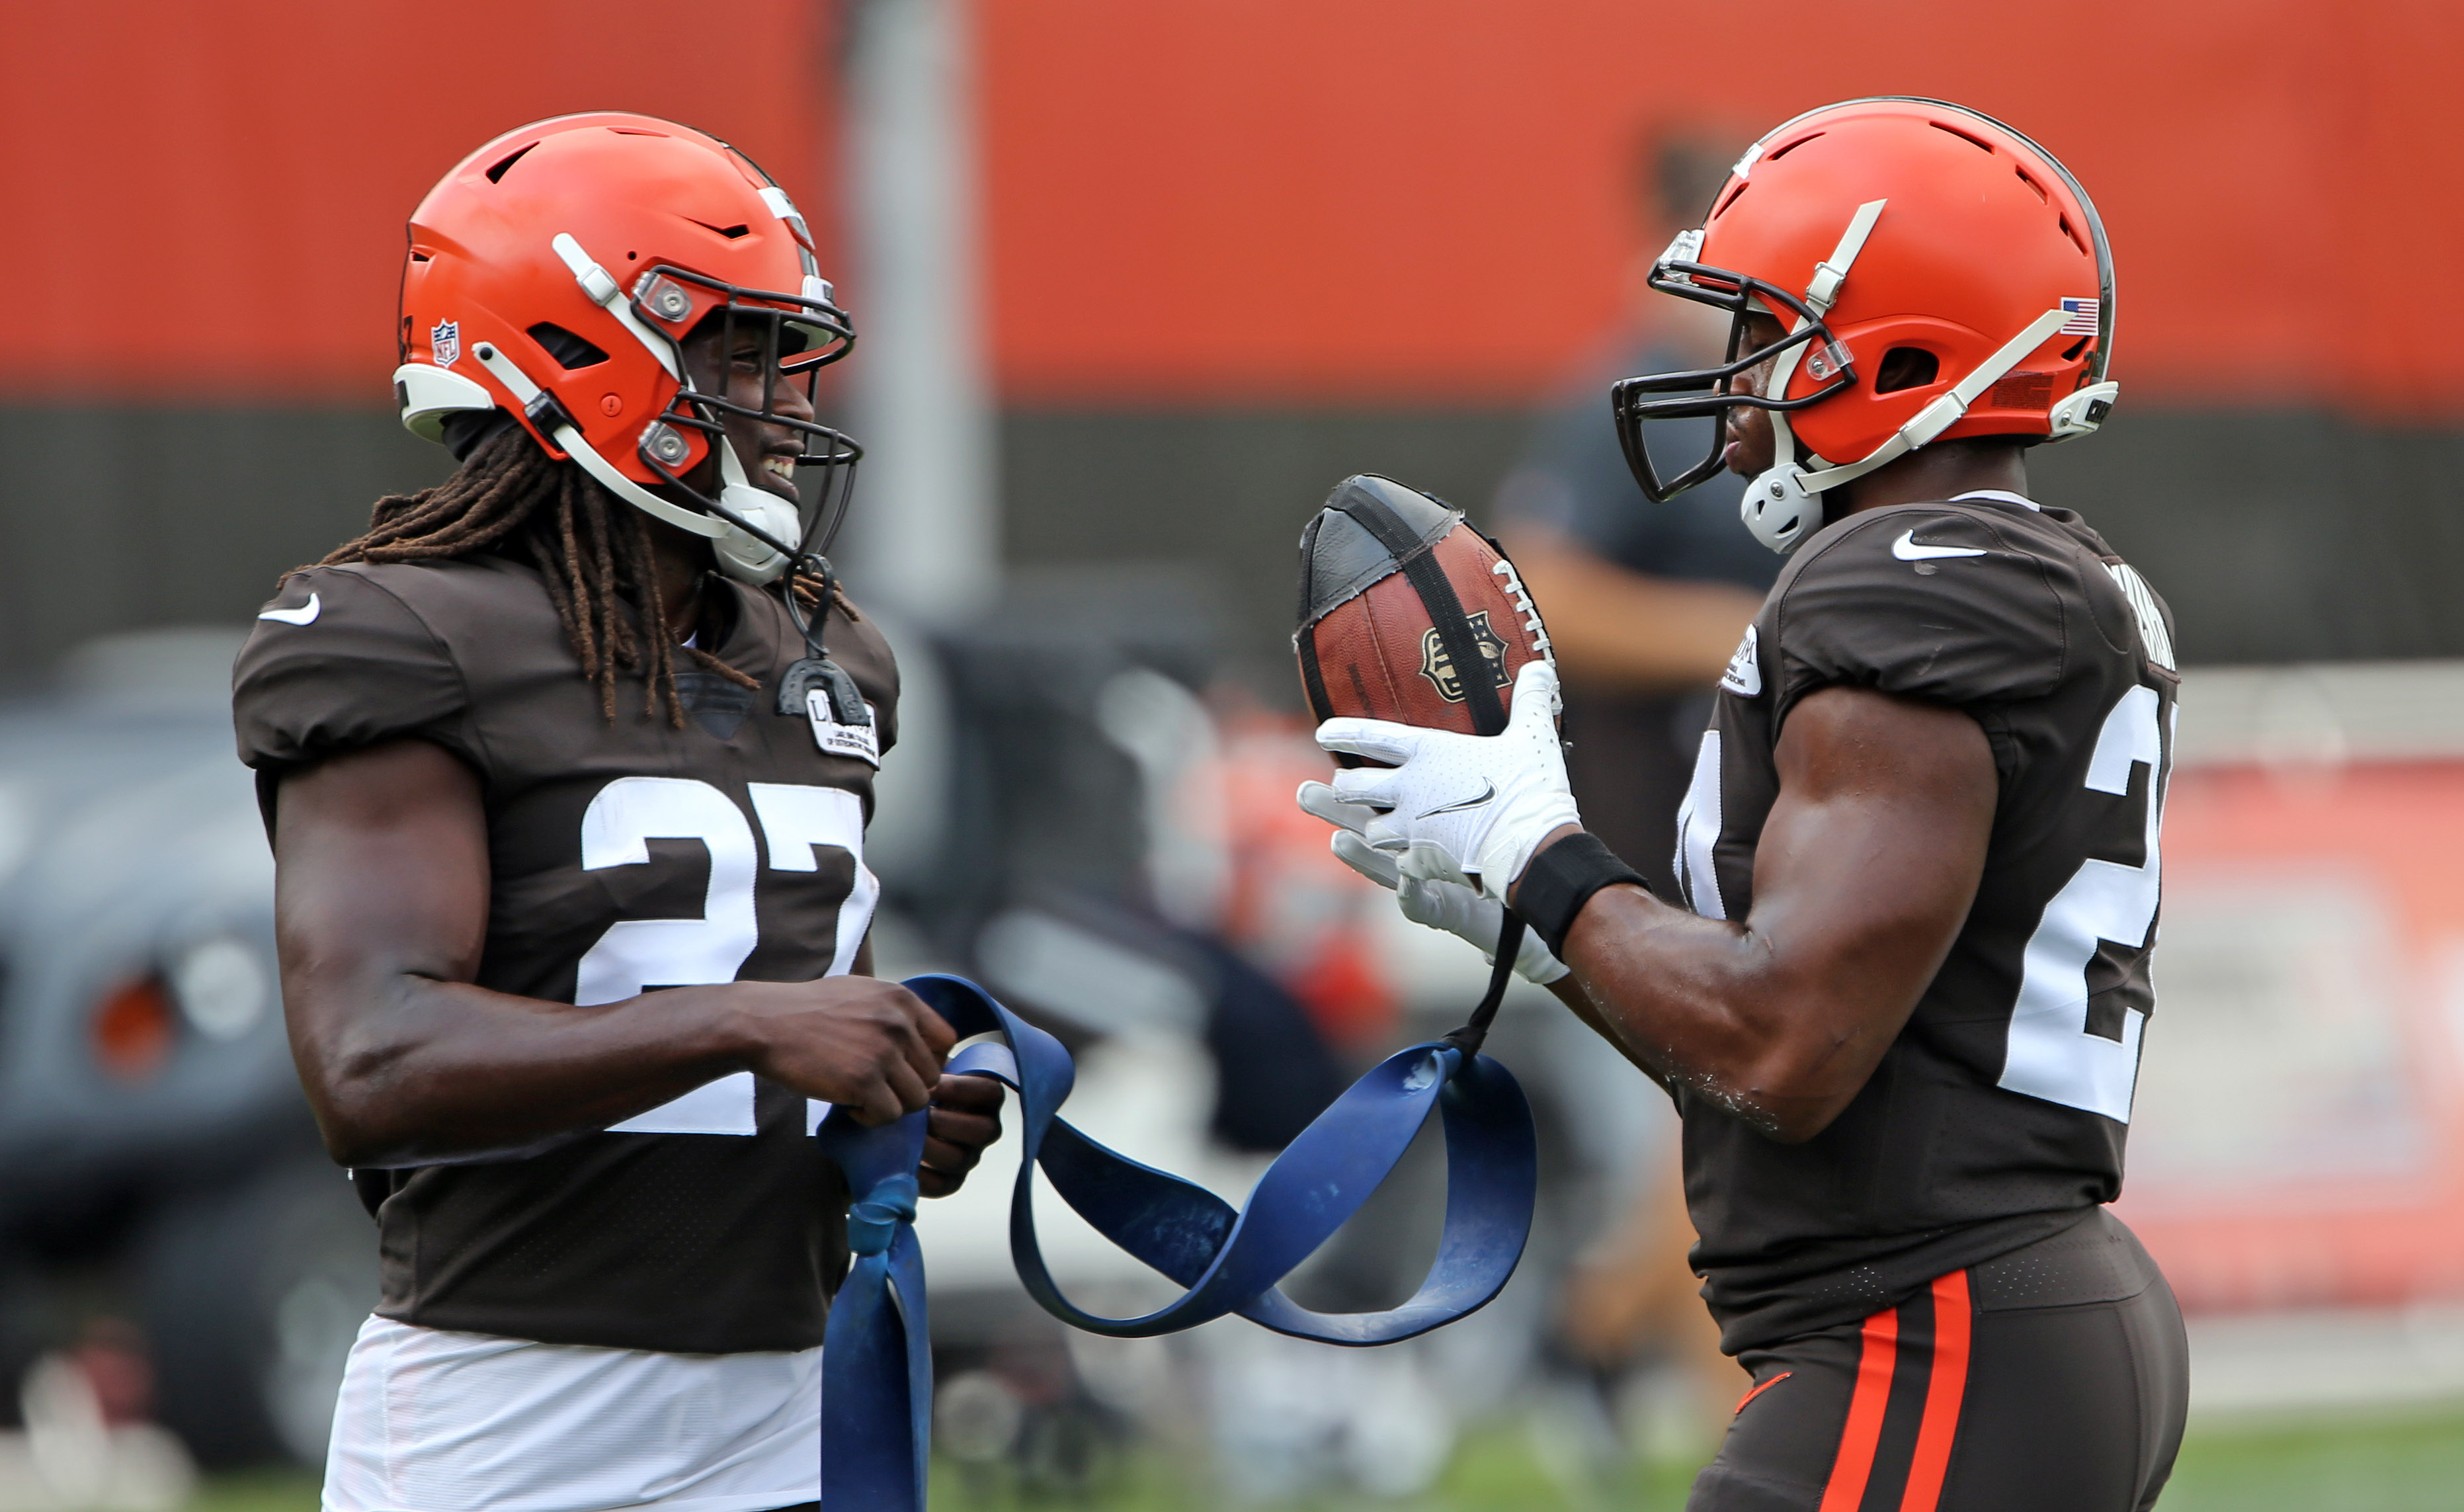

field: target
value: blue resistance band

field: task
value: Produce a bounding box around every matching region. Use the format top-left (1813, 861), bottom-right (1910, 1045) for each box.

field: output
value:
top-left (813, 939), bottom-right (1538, 1510)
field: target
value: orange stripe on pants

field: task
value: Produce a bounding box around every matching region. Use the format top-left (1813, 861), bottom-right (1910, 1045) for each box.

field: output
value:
top-left (1897, 1271), bottom-right (1973, 1512)
top-left (1817, 1306), bottom-right (1900, 1512)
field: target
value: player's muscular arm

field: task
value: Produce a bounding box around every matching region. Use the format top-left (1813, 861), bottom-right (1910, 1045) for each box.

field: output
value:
top-left (1518, 686), bottom-right (1996, 1143)
top-left (276, 739), bottom-right (955, 1167)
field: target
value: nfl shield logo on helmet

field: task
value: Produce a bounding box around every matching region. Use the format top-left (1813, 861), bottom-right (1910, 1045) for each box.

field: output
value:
top-left (430, 319), bottom-right (461, 368)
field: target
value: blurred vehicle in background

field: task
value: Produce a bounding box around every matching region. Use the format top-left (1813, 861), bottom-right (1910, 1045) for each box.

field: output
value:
top-left (0, 629), bottom-right (374, 1470)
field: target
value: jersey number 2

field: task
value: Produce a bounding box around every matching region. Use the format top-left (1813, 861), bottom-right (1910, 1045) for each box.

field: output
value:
top-left (2000, 684), bottom-right (2170, 1123)
top-left (572, 776), bottom-right (877, 1136)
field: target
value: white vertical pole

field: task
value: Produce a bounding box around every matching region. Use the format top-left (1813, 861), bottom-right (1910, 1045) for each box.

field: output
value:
top-left (840, 0), bottom-right (997, 622)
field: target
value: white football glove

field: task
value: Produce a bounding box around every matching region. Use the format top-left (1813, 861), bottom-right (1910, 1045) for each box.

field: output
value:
top-left (1296, 777), bottom-right (1569, 986)
top-left (1315, 659), bottom-right (1583, 902)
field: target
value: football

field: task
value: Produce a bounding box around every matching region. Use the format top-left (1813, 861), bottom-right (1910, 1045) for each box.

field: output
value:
top-left (1294, 475), bottom-right (1552, 764)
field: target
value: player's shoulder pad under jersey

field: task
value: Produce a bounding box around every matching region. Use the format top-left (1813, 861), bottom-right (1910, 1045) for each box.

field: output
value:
top-left (231, 562), bottom-right (476, 775)
top-left (1769, 501), bottom-right (2082, 713)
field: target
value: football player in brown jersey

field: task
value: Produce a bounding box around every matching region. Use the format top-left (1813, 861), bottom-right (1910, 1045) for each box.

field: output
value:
top-left (1301, 100), bottom-right (2186, 1511)
top-left (233, 116), bottom-right (999, 1512)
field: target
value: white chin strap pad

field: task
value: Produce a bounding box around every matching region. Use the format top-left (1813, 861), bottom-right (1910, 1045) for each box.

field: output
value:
top-left (709, 443), bottom-right (800, 585)
top-left (1739, 460), bottom-right (1825, 554)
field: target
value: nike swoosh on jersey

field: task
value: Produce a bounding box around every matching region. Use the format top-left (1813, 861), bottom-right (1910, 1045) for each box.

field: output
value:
top-left (1891, 531), bottom-right (1988, 562)
top-left (257, 593), bottom-right (321, 625)
top-left (1418, 781), bottom-right (1495, 818)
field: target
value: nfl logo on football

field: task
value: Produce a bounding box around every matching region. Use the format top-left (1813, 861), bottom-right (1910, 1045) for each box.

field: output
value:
top-left (430, 319), bottom-right (461, 368)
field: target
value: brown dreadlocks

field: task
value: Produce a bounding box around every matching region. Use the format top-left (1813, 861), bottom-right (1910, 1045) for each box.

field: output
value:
top-left (302, 425), bottom-right (839, 726)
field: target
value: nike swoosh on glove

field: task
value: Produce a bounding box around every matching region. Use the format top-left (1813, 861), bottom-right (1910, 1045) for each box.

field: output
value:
top-left (1296, 780), bottom-right (1569, 984)
top-left (1315, 659), bottom-right (1583, 902)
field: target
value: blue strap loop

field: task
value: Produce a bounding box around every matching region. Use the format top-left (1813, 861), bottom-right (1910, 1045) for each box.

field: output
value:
top-left (844, 1173), bottom-right (919, 1256)
top-left (813, 973), bottom-right (1537, 1509)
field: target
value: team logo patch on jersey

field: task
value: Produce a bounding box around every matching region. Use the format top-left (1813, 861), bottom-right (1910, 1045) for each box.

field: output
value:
top-left (430, 319), bottom-right (461, 368)
top-left (2059, 298), bottom-right (2100, 337)
top-left (807, 691), bottom-right (881, 767)
top-left (1720, 625), bottom-right (1761, 697)
top-left (1418, 611), bottom-right (1512, 705)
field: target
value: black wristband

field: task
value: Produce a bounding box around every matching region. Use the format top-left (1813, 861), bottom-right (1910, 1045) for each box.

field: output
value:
top-left (1512, 831), bottom-right (1645, 959)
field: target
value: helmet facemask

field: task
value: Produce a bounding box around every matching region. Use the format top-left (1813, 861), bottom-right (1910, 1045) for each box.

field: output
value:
top-left (630, 267), bottom-right (862, 586)
top-left (1609, 233), bottom-right (1860, 505)
top-left (1611, 196), bottom-right (1891, 554)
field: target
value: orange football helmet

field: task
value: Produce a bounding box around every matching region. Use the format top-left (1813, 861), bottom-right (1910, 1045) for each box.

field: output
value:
top-left (393, 112), bottom-right (858, 584)
top-left (1612, 98), bottom-right (2117, 553)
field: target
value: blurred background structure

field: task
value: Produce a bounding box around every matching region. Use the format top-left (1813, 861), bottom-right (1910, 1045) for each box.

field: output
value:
top-left (7, 2), bottom-right (2464, 1507)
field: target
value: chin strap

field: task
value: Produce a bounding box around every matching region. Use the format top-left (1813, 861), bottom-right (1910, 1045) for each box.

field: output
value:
top-left (470, 341), bottom-right (728, 538)
top-left (551, 232), bottom-right (680, 380)
top-left (708, 442), bottom-right (802, 583)
top-left (542, 232), bottom-right (803, 585)
top-left (1743, 304), bottom-right (2076, 552)
top-left (1739, 202), bottom-right (1885, 554)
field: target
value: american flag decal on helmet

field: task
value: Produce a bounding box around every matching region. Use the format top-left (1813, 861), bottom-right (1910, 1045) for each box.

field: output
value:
top-left (2059, 298), bottom-right (2099, 336)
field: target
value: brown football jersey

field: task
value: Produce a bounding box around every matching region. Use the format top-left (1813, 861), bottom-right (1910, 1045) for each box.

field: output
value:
top-left (1669, 491), bottom-right (2178, 1354)
top-left (232, 554), bottom-right (897, 1354)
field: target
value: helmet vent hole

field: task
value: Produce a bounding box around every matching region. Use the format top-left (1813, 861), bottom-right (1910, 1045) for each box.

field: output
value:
top-left (2057, 212), bottom-right (2090, 256)
top-left (528, 323), bottom-right (610, 370)
top-left (484, 143), bottom-right (538, 183)
top-left (1713, 179), bottom-right (1749, 217)
top-left (1764, 130), bottom-right (1825, 162)
top-left (690, 220), bottom-right (753, 240)
top-left (1930, 120), bottom-right (1996, 154)
top-left (1874, 347), bottom-right (1940, 394)
top-left (2014, 167), bottom-right (2048, 202)
top-left (2061, 335), bottom-right (2092, 363)
top-left (409, 251), bottom-right (432, 263)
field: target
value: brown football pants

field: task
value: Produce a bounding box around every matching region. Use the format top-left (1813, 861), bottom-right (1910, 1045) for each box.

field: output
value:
top-left (1687, 1212), bottom-right (2188, 1512)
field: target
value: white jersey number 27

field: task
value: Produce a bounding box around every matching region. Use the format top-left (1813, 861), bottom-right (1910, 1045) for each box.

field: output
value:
top-left (2000, 684), bottom-right (2171, 1123)
top-left (571, 776), bottom-right (875, 1136)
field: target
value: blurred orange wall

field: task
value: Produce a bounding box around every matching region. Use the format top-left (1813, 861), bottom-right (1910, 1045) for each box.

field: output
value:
top-left (0, 0), bottom-right (837, 400)
top-left (5, 1), bottom-right (2460, 412)
top-left (982, 0), bottom-right (2464, 410)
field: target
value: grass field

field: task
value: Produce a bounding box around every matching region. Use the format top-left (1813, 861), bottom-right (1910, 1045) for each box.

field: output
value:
top-left (188, 1406), bottom-right (2464, 1511)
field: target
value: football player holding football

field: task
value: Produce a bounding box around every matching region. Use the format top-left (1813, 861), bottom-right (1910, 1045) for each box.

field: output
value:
top-left (1303, 99), bottom-right (2186, 1510)
top-left (231, 115), bottom-right (1001, 1512)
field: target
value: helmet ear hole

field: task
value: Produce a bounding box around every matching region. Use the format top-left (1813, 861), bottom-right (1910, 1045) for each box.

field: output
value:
top-left (527, 323), bottom-right (610, 370)
top-left (1874, 347), bottom-right (1940, 394)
